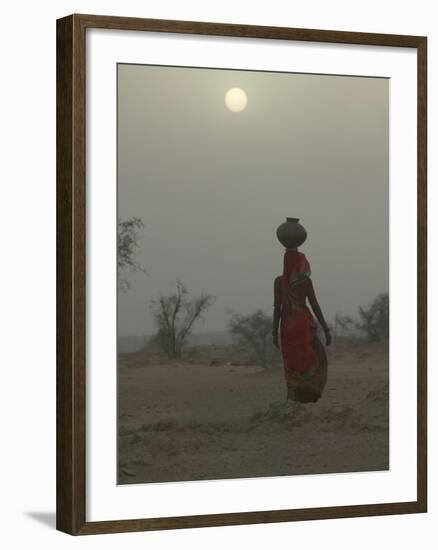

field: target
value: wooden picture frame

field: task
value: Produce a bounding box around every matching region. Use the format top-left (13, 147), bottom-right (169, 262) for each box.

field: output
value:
top-left (56, 13), bottom-right (427, 535)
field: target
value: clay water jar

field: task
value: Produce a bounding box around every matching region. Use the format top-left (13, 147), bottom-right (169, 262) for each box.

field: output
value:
top-left (276, 217), bottom-right (307, 248)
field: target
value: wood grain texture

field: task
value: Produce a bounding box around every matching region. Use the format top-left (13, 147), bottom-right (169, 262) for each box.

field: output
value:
top-left (56, 14), bottom-right (86, 535)
top-left (74, 13), bottom-right (425, 47)
top-left (56, 13), bottom-right (428, 536)
top-left (77, 501), bottom-right (422, 536)
top-left (416, 37), bottom-right (428, 513)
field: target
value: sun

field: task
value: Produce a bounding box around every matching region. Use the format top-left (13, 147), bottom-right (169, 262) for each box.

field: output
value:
top-left (225, 87), bottom-right (248, 112)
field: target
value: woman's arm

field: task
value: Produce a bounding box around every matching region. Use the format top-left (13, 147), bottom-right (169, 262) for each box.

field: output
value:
top-left (306, 278), bottom-right (331, 346)
top-left (272, 277), bottom-right (282, 348)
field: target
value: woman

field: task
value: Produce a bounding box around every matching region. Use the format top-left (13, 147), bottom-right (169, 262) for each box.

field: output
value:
top-left (273, 248), bottom-right (331, 403)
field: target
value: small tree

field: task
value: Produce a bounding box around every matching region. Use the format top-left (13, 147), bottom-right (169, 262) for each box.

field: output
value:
top-left (334, 313), bottom-right (355, 333)
top-left (332, 313), bottom-right (356, 346)
top-left (357, 292), bottom-right (389, 342)
top-left (117, 217), bottom-right (145, 291)
top-left (228, 309), bottom-right (273, 368)
top-left (151, 280), bottom-right (214, 359)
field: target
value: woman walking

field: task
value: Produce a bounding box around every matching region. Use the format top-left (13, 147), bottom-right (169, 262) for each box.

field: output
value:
top-left (273, 219), bottom-right (331, 403)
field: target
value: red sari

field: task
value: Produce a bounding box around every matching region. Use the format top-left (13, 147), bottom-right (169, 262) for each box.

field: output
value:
top-left (276, 250), bottom-right (328, 402)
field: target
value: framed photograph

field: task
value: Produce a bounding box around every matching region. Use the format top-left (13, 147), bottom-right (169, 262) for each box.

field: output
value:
top-left (56, 14), bottom-right (427, 535)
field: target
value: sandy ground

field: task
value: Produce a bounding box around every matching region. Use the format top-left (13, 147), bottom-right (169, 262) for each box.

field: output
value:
top-left (117, 345), bottom-right (389, 484)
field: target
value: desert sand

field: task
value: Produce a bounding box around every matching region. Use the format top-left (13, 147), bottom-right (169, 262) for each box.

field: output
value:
top-left (117, 344), bottom-right (389, 484)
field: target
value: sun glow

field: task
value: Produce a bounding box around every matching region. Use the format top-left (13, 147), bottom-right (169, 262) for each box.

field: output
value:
top-left (225, 87), bottom-right (248, 112)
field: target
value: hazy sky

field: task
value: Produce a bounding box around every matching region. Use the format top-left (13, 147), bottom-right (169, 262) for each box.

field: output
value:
top-left (117, 64), bottom-right (389, 336)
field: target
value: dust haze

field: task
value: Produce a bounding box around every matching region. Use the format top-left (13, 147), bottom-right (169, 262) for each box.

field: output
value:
top-left (117, 64), bottom-right (389, 338)
top-left (117, 64), bottom-right (389, 484)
